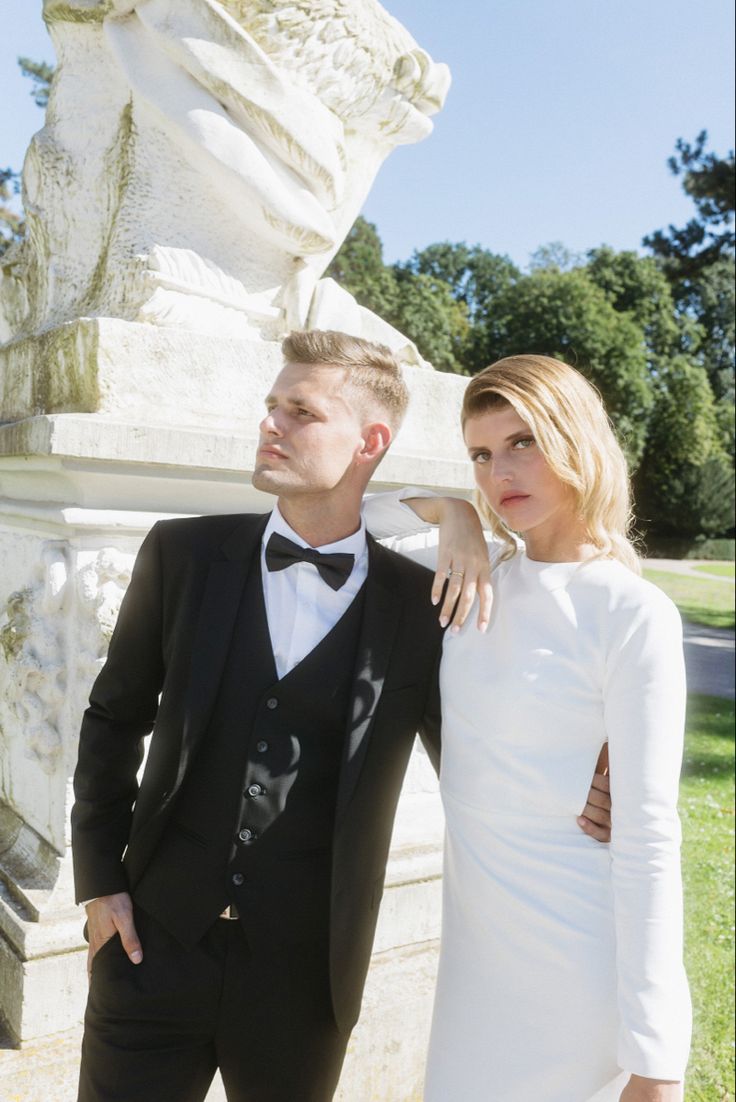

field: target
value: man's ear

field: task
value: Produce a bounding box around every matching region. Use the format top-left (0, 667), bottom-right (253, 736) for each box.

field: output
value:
top-left (358, 422), bottom-right (392, 465)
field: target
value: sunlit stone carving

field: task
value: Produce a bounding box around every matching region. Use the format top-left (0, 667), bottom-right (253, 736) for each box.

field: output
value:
top-left (1, 0), bottom-right (449, 356)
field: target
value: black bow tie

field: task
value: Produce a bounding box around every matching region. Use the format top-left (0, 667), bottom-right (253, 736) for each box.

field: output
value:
top-left (265, 532), bottom-right (355, 591)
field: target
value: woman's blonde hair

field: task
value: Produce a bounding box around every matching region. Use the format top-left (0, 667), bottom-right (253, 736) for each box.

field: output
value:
top-left (462, 354), bottom-right (640, 572)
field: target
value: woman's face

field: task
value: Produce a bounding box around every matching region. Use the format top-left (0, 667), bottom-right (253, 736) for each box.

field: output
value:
top-left (464, 405), bottom-right (577, 545)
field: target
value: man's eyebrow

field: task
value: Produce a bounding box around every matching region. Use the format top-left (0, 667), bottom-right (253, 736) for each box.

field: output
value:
top-left (264, 393), bottom-right (319, 410)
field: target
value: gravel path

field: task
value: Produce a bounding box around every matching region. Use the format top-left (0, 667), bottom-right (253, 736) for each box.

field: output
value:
top-left (645, 557), bottom-right (735, 583)
top-left (682, 620), bottom-right (735, 700)
top-left (643, 559), bottom-right (735, 700)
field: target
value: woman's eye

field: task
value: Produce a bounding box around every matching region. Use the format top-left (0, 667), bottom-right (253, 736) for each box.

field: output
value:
top-left (513, 437), bottom-right (534, 449)
top-left (296, 408), bottom-right (312, 417)
top-left (472, 451), bottom-right (491, 464)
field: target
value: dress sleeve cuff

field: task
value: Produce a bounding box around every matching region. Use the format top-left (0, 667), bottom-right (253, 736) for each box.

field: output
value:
top-left (362, 487), bottom-right (438, 539)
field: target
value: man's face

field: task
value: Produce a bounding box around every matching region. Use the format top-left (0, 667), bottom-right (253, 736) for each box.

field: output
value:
top-left (253, 362), bottom-right (368, 500)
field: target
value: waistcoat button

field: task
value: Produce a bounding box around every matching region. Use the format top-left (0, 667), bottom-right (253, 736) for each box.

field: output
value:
top-left (232, 873), bottom-right (245, 886)
top-left (238, 828), bottom-right (255, 843)
top-left (247, 784), bottom-right (263, 797)
top-left (266, 697), bottom-right (278, 710)
top-left (256, 741), bottom-right (269, 753)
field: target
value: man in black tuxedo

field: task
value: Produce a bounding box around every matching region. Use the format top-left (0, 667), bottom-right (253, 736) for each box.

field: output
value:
top-left (72, 330), bottom-right (609, 1102)
top-left (72, 329), bottom-right (448, 1102)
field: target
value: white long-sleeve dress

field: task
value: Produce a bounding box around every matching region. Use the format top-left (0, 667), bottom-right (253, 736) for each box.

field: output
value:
top-left (367, 495), bottom-right (691, 1102)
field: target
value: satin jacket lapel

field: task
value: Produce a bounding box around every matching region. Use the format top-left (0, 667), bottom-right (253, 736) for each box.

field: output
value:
top-left (335, 538), bottom-right (403, 824)
top-left (178, 514), bottom-right (269, 782)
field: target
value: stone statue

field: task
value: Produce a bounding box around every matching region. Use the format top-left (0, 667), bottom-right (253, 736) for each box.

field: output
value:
top-left (1, 0), bottom-right (449, 360)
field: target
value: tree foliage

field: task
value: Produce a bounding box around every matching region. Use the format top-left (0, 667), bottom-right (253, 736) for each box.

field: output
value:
top-left (17, 57), bottom-right (54, 109)
top-left (528, 242), bottom-right (584, 273)
top-left (585, 246), bottom-right (693, 363)
top-left (635, 359), bottom-right (735, 538)
top-left (643, 132), bottom-right (735, 401)
top-left (329, 132), bottom-right (734, 539)
top-left (488, 266), bottom-right (654, 464)
top-left (405, 243), bottom-right (519, 373)
top-left (325, 216), bottom-right (396, 318)
top-left (643, 131), bottom-right (735, 279)
top-left (0, 168), bottom-right (23, 259)
top-left (326, 218), bottom-right (470, 373)
top-left (388, 268), bottom-right (469, 374)
top-left (2, 58), bottom-right (54, 256)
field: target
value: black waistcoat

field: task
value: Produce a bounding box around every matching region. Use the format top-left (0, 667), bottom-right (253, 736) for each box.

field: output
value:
top-left (134, 554), bottom-right (365, 949)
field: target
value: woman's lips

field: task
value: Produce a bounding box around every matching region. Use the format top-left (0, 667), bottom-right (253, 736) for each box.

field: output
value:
top-left (500, 493), bottom-right (530, 506)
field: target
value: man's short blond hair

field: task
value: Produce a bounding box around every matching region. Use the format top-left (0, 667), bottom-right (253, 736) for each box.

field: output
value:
top-left (282, 330), bottom-right (409, 429)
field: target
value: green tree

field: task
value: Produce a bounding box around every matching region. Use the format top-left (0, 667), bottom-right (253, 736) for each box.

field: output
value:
top-left (407, 242), bottom-right (519, 321)
top-left (635, 359), bottom-right (734, 538)
top-left (327, 218), bottom-right (470, 372)
top-left (407, 242), bottom-right (519, 372)
top-left (389, 268), bottom-right (469, 374)
top-left (643, 132), bottom-right (735, 279)
top-left (686, 254), bottom-right (735, 401)
top-left (0, 168), bottom-right (23, 258)
top-left (714, 397), bottom-right (736, 464)
top-left (17, 57), bottom-right (54, 109)
top-left (643, 132), bottom-right (735, 401)
top-left (325, 216), bottom-right (397, 318)
top-left (586, 246), bottom-right (695, 364)
top-left (528, 241), bottom-right (584, 272)
top-left (2, 58), bottom-right (54, 257)
top-left (584, 246), bottom-right (734, 536)
top-left (489, 267), bottom-right (654, 464)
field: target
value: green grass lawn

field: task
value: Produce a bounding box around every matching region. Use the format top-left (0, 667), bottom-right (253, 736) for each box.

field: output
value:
top-left (694, 563), bottom-right (736, 580)
top-left (643, 569), bottom-right (735, 629)
top-left (681, 695), bottom-right (735, 1101)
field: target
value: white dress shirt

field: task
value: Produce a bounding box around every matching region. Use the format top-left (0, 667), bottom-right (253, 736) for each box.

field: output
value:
top-left (261, 506), bottom-right (368, 680)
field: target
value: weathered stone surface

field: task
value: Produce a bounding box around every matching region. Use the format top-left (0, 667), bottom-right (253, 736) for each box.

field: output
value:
top-left (0, 532), bottom-right (134, 854)
top-left (0, 1023), bottom-right (85, 1102)
top-left (0, 935), bottom-right (87, 1047)
top-left (0, 322), bottom-right (472, 477)
top-left (0, 0), bottom-right (449, 360)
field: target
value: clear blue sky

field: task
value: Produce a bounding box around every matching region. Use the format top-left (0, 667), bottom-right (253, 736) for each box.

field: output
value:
top-left (2, 1), bottom-right (734, 269)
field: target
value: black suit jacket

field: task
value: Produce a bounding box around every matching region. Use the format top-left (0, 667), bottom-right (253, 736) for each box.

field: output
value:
top-left (71, 512), bottom-right (443, 1031)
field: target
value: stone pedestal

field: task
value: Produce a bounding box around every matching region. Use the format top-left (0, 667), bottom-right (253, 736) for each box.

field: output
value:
top-left (0, 325), bottom-right (470, 1096)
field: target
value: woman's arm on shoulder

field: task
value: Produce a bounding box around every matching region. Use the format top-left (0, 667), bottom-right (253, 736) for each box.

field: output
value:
top-left (363, 489), bottom-right (493, 631)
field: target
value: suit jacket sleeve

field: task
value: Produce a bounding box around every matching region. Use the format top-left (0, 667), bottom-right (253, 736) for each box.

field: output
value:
top-left (71, 522), bottom-right (166, 902)
top-left (417, 648), bottom-right (442, 775)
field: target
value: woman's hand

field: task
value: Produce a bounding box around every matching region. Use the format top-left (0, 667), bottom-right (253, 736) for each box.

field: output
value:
top-left (620, 1075), bottom-right (682, 1101)
top-left (404, 496), bottom-right (492, 632)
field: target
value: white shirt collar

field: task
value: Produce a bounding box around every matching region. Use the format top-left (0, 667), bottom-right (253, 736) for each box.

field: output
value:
top-left (263, 504), bottom-right (367, 558)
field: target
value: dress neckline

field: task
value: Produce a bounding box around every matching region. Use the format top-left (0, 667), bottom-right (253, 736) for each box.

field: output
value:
top-left (515, 550), bottom-right (598, 591)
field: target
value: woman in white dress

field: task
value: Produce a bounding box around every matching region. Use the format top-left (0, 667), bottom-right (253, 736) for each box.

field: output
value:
top-left (365, 355), bottom-right (691, 1102)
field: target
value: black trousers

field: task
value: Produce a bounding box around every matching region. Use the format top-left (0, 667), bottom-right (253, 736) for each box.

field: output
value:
top-left (78, 905), bottom-right (349, 1102)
